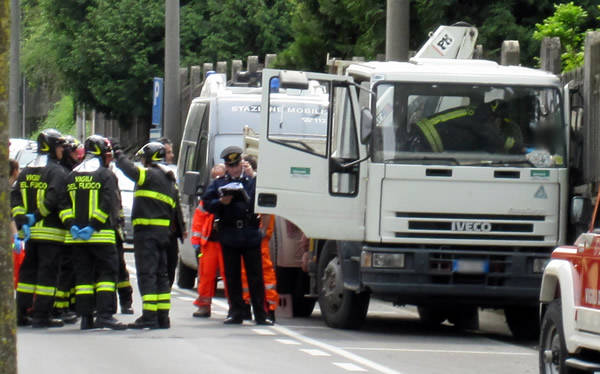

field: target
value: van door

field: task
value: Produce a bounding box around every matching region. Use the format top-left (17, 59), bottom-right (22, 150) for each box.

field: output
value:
top-left (255, 69), bottom-right (366, 241)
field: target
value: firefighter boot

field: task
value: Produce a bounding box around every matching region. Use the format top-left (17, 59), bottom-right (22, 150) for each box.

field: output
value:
top-left (128, 311), bottom-right (159, 329)
top-left (32, 317), bottom-right (64, 328)
top-left (193, 305), bottom-right (211, 318)
top-left (158, 310), bottom-right (170, 329)
top-left (95, 315), bottom-right (128, 330)
top-left (80, 314), bottom-right (95, 330)
top-left (120, 304), bottom-right (134, 315)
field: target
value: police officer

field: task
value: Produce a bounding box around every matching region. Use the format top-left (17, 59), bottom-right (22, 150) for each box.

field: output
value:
top-left (408, 99), bottom-right (523, 154)
top-left (12, 129), bottom-right (68, 328)
top-left (60, 135), bottom-right (126, 330)
top-left (202, 146), bottom-right (272, 325)
top-left (114, 142), bottom-right (182, 329)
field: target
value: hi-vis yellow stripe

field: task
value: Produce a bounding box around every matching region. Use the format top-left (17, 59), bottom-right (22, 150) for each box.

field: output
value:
top-left (65, 229), bottom-right (116, 244)
top-left (135, 190), bottom-right (176, 208)
top-left (416, 106), bottom-right (475, 153)
top-left (137, 166), bottom-right (146, 186)
top-left (132, 218), bottom-right (170, 227)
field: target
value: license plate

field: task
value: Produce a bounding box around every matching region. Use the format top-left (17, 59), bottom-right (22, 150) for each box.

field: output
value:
top-left (452, 259), bottom-right (489, 274)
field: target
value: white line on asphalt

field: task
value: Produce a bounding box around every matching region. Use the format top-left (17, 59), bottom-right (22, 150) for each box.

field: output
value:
top-left (177, 296), bottom-right (196, 302)
top-left (275, 339), bottom-right (301, 345)
top-left (252, 328), bottom-right (277, 336)
top-left (333, 362), bottom-right (367, 372)
top-left (300, 348), bottom-right (331, 357)
top-left (340, 347), bottom-right (536, 356)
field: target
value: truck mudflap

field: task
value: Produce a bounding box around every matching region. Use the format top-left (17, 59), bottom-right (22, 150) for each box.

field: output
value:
top-left (359, 246), bottom-right (550, 306)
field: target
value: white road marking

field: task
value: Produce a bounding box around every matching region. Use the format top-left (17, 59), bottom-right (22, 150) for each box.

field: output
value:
top-left (275, 339), bottom-right (301, 345)
top-left (252, 328), bottom-right (276, 336)
top-left (341, 347), bottom-right (535, 356)
top-left (177, 296), bottom-right (196, 302)
top-left (300, 348), bottom-right (330, 357)
top-left (333, 362), bottom-right (367, 372)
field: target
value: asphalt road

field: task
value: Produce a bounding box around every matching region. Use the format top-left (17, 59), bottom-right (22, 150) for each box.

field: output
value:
top-left (17, 253), bottom-right (538, 374)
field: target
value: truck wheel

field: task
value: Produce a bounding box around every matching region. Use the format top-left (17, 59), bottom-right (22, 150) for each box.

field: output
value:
top-left (292, 270), bottom-right (316, 317)
top-left (318, 243), bottom-right (369, 329)
top-left (505, 306), bottom-right (540, 341)
top-left (539, 300), bottom-right (580, 374)
top-left (417, 306), bottom-right (447, 327)
top-left (448, 306), bottom-right (479, 330)
top-left (177, 259), bottom-right (196, 289)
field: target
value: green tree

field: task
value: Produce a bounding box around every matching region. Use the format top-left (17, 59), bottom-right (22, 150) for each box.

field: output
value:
top-left (533, 2), bottom-right (589, 71)
top-left (0, 0), bottom-right (18, 372)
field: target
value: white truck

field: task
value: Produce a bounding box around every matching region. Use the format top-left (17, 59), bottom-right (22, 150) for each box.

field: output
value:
top-left (539, 187), bottom-right (600, 373)
top-left (253, 55), bottom-right (569, 339)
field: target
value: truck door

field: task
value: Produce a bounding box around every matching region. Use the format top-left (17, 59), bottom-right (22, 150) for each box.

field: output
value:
top-left (255, 69), bottom-right (366, 241)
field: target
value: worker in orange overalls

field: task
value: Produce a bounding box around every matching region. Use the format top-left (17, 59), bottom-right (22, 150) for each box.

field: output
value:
top-left (240, 154), bottom-right (279, 320)
top-left (242, 213), bottom-right (279, 320)
top-left (191, 164), bottom-right (227, 318)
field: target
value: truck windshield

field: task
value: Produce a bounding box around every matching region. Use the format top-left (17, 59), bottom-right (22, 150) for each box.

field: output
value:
top-left (372, 83), bottom-right (566, 168)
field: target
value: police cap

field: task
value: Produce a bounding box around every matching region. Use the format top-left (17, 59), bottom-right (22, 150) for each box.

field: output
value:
top-left (221, 146), bottom-right (243, 166)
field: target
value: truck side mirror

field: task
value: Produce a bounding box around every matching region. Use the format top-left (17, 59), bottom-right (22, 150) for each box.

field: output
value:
top-left (278, 71), bottom-right (309, 90)
top-left (570, 196), bottom-right (592, 225)
top-left (183, 171), bottom-right (203, 196)
top-left (360, 108), bottom-right (373, 144)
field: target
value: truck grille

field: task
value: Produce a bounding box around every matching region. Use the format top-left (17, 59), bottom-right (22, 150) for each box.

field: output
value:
top-left (429, 252), bottom-right (510, 286)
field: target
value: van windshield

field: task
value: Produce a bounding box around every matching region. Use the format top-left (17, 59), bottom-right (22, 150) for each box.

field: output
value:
top-left (372, 83), bottom-right (566, 168)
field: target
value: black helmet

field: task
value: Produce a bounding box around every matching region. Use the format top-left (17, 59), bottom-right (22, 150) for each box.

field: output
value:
top-left (84, 135), bottom-right (112, 157)
top-left (63, 135), bottom-right (81, 153)
top-left (135, 142), bottom-right (166, 164)
top-left (37, 129), bottom-right (66, 157)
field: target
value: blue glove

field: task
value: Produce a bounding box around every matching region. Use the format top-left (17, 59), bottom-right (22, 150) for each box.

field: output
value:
top-left (13, 234), bottom-right (23, 254)
top-left (70, 225), bottom-right (81, 239)
top-left (26, 213), bottom-right (36, 226)
top-left (193, 244), bottom-right (200, 250)
top-left (21, 225), bottom-right (31, 242)
top-left (78, 226), bottom-right (95, 240)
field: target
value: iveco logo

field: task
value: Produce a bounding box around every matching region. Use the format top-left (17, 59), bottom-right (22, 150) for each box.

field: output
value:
top-left (451, 221), bottom-right (492, 232)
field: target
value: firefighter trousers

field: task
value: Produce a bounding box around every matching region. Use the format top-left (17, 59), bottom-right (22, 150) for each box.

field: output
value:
top-left (72, 244), bottom-right (118, 318)
top-left (116, 237), bottom-right (133, 309)
top-left (222, 243), bottom-right (267, 321)
top-left (242, 238), bottom-right (279, 311)
top-left (55, 246), bottom-right (75, 313)
top-left (166, 234), bottom-right (179, 288)
top-left (16, 241), bottom-right (64, 320)
top-left (133, 230), bottom-right (171, 316)
top-left (194, 240), bottom-right (227, 307)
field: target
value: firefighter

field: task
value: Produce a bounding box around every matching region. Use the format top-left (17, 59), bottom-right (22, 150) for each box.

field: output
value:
top-left (191, 164), bottom-right (227, 318)
top-left (202, 146), bottom-right (272, 325)
top-left (12, 129), bottom-right (68, 328)
top-left (408, 99), bottom-right (523, 154)
top-left (53, 135), bottom-right (83, 323)
top-left (114, 141), bottom-right (182, 329)
top-left (60, 135), bottom-right (126, 330)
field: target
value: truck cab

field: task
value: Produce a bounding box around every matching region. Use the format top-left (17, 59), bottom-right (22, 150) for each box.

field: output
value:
top-left (539, 188), bottom-right (600, 373)
top-left (254, 59), bottom-right (570, 338)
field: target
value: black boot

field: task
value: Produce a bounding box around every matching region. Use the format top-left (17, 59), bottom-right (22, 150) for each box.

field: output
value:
top-left (120, 305), bottom-right (134, 315)
top-left (57, 310), bottom-right (79, 324)
top-left (80, 315), bottom-right (95, 330)
top-left (128, 311), bottom-right (159, 329)
top-left (95, 315), bottom-right (127, 330)
top-left (32, 317), bottom-right (64, 328)
top-left (158, 310), bottom-right (170, 329)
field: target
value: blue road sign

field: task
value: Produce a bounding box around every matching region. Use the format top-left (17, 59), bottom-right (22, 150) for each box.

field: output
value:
top-left (151, 77), bottom-right (164, 141)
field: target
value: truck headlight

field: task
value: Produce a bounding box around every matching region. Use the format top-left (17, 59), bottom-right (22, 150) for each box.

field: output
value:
top-left (533, 258), bottom-right (549, 273)
top-left (373, 253), bottom-right (405, 268)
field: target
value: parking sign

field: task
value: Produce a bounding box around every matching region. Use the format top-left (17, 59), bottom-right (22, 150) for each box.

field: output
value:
top-left (151, 77), bottom-right (164, 141)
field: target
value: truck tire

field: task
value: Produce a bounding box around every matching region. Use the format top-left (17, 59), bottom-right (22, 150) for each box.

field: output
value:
top-left (292, 269), bottom-right (316, 317)
top-left (505, 306), bottom-right (540, 341)
top-left (417, 306), bottom-right (447, 327)
top-left (318, 243), bottom-right (369, 329)
top-left (177, 259), bottom-right (196, 289)
top-left (539, 300), bottom-right (581, 374)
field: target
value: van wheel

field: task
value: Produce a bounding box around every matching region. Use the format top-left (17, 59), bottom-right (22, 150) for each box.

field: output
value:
top-left (505, 306), bottom-right (540, 341)
top-left (539, 300), bottom-right (580, 374)
top-left (318, 243), bottom-right (369, 329)
top-left (177, 259), bottom-right (196, 289)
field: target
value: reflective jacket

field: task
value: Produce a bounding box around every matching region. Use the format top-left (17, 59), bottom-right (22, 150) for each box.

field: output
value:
top-left (115, 155), bottom-right (181, 234)
top-left (191, 201), bottom-right (215, 246)
top-left (59, 157), bottom-right (120, 245)
top-left (11, 156), bottom-right (68, 243)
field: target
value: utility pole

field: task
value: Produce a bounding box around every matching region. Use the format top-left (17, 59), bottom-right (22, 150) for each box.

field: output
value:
top-left (1, 0), bottom-right (19, 372)
top-left (9, 0), bottom-right (20, 137)
top-left (164, 0), bottom-right (180, 156)
top-left (385, 0), bottom-right (409, 62)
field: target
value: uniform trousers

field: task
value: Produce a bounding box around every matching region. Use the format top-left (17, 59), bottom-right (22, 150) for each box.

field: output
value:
top-left (221, 237), bottom-right (267, 321)
top-left (16, 241), bottom-right (64, 320)
top-left (116, 236), bottom-right (133, 309)
top-left (194, 240), bottom-right (227, 307)
top-left (72, 244), bottom-right (118, 318)
top-left (55, 246), bottom-right (75, 313)
top-left (166, 234), bottom-right (179, 288)
top-left (133, 229), bottom-right (171, 316)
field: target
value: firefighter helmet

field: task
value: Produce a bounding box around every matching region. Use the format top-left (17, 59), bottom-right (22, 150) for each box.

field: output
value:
top-left (135, 142), bottom-right (166, 164)
top-left (84, 135), bottom-right (112, 158)
top-left (37, 129), bottom-right (66, 156)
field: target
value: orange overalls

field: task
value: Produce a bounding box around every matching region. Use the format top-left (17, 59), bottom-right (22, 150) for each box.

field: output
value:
top-left (242, 214), bottom-right (279, 311)
top-left (190, 201), bottom-right (227, 307)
